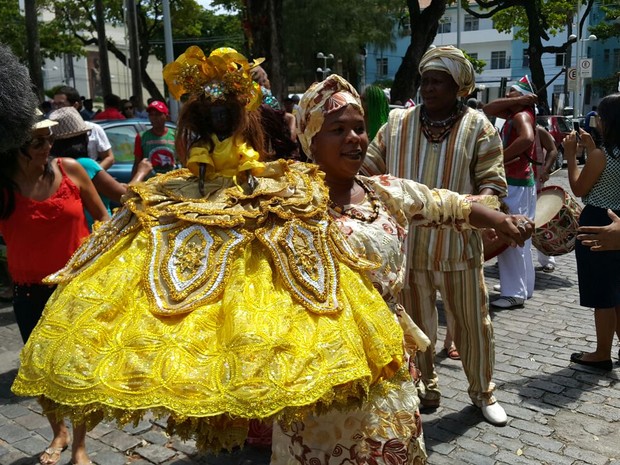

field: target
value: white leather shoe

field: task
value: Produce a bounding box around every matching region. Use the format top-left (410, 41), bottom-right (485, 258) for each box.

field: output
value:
top-left (479, 399), bottom-right (508, 426)
top-left (493, 284), bottom-right (501, 292)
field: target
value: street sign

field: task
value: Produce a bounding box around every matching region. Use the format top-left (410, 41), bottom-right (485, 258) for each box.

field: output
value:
top-left (567, 67), bottom-right (577, 81)
top-left (567, 67), bottom-right (576, 92)
top-left (579, 58), bottom-right (593, 78)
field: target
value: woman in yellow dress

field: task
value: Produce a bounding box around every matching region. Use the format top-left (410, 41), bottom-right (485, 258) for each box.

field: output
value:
top-left (12, 47), bottom-right (531, 457)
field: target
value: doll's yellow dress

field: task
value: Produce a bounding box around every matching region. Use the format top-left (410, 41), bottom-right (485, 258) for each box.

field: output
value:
top-left (11, 158), bottom-right (404, 451)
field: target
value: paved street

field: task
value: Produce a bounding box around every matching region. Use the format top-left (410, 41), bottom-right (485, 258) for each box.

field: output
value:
top-left (1, 167), bottom-right (619, 465)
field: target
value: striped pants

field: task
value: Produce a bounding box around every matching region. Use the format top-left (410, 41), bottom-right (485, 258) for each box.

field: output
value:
top-left (404, 267), bottom-right (496, 404)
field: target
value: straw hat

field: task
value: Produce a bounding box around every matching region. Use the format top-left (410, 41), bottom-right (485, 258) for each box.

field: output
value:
top-left (32, 109), bottom-right (58, 131)
top-left (49, 107), bottom-right (90, 139)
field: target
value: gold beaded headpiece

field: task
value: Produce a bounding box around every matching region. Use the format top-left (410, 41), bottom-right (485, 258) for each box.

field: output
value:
top-left (163, 46), bottom-right (263, 111)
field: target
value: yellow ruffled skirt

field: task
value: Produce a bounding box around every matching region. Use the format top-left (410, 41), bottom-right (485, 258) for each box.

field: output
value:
top-left (12, 162), bottom-right (405, 451)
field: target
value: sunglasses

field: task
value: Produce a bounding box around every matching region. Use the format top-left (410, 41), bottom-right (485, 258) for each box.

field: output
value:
top-left (29, 135), bottom-right (56, 149)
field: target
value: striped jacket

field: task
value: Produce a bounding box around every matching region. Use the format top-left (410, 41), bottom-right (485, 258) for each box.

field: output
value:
top-left (362, 106), bottom-right (507, 271)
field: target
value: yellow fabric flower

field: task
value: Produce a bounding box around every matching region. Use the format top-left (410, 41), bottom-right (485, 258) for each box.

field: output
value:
top-left (162, 46), bottom-right (262, 110)
top-left (186, 135), bottom-right (264, 179)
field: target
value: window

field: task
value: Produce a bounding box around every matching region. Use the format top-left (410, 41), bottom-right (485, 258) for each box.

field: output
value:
top-left (555, 53), bottom-right (566, 67)
top-left (522, 50), bottom-right (529, 68)
top-left (553, 84), bottom-right (565, 94)
top-left (437, 17), bottom-right (451, 34)
top-left (603, 49), bottom-right (610, 63)
top-left (464, 14), bottom-right (479, 31)
top-left (491, 51), bottom-right (508, 69)
top-left (469, 52), bottom-right (478, 60)
top-left (376, 58), bottom-right (388, 78)
top-left (614, 49), bottom-right (620, 68)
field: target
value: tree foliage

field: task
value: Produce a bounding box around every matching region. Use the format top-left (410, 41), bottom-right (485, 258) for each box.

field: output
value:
top-left (390, 0), bottom-right (449, 104)
top-left (214, 0), bottom-right (401, 98)
top-left (465, 0), bottom-right (596, 114)
top-left (281, 0), bottom-right (401, 90)
top-left (589, 0), bottom-right (620, 41)
top-left (37, 0), bottom-right (243, 100)
top-left (0, 0), bottom-right (83, 63)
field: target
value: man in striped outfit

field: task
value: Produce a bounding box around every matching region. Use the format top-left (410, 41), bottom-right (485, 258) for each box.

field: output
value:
top-left (362, 46), bottom-right (509, 426)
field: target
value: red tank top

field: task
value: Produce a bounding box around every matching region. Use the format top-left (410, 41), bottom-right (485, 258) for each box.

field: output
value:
top-left (0, 159), bottom-right (90, 284)
top-left (501, 107), bottom-right (536, 186)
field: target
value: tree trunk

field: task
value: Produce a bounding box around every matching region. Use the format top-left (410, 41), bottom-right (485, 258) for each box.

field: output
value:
top-left (126, 0), bottom-right (143, 103)
top-left (391, 0), bottom-right (447, 104)
top-left (524, 2), bottom-right (550, 114)
top-left (24, 0), bottom-right (43, 101)
top-left (244, 0), bottom-right (286, 102)
top-left (94, 0), bottom-right (112, 96)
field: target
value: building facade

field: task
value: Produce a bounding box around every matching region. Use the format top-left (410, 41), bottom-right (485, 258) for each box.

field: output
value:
top-left (365, 1), bottom-right (620, 114)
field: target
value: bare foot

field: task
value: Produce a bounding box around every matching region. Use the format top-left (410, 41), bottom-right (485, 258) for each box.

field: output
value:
top-left (70, 449), bottom-right (92, 465)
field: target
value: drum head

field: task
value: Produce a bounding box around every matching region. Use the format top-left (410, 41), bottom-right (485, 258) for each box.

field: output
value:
top-left (535, 188), bottom-right (565, 228)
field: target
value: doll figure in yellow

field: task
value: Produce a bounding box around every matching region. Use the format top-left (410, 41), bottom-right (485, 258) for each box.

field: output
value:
top-left (12, 46), bottom-right (406, 451)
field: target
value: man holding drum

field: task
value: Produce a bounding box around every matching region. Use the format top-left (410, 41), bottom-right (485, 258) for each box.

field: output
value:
top-left (362, 46), bottom-right (514, 426)
top-left (484, 76), bottom-right (537, 310)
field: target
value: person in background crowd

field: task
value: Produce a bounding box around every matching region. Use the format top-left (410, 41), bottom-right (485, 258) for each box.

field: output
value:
top-left (362, 45), bottom-right (512, 426)
top-left (0, 43), bottom-right (109, 465)
top-left (467, 97), bottom-right (478, 109)
top-left (258, 104), bottom-right (299, 160)
top-left (40, 100), bottom-right (53, 117)
top-left (565, 93), bottom-right (620, 371)
top-left (49, 107), bottom-right (153, 229)
top-left (584, 105), bottom-right (601, 145)
top-left (53, 86), bottom-right (115, 169)
top-left (132, 100), bottom-right (177, 176)
top-left (93, 93), bottom-right (126, 120)
top-left (251, 64), bottom-right (280, 109)
top-left (484, 76), bottom-right (537, 310)
top-left (282, 96), bottom-right (295, 115)
top-left (130, 95), bottom-right (148, 119)
top-left (80, 97), bottom-right (96, 121)
top-left (361, 85), bottom-right (390, 141)
top-left (120, 99), bottom-right (135, 119)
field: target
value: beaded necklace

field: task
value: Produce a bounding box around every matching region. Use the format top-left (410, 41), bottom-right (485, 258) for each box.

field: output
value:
top-left (420, 103), bottom-right (464, 143)
top-left (329, 178), bottom-right (381, 223)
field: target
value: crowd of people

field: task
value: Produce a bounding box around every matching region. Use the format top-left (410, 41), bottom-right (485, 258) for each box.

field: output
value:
top-left (1, 39), bottom-right (618, 465)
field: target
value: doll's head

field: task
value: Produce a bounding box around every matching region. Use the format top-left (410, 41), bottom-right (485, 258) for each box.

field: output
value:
top-left (165, 46), bottom-right (265, 163)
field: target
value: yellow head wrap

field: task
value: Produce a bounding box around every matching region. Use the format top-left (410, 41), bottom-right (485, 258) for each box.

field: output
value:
top-left (297, 75), bottom-right (363, 160)
top-left (419, 46), bottom-right (476, 98)
top-left (163, 46), bottom-right (262, 111)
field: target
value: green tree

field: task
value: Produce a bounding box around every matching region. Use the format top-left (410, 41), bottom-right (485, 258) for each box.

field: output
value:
top-left (390, 0), bottom-right (449, 104)
top-left (589, 0), bottom-right (620, 41)
top-left (214, 0), bottom-right (401, 99)
top-left (0, 0), bottom-right (83, 61)
top-left (465, 0), bottom-right (596, 114)
top-left (42, 0), bottom-right (243, 101)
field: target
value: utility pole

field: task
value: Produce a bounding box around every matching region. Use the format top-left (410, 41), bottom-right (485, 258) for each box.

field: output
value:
top-left (162, 0), bottom-right (178, 121)
top-left (125, 0), bottom-right (143, 106)
top-left (94, 0), bottom-right (112, 96)
top-left (24, 0), bottom-right (43, 100)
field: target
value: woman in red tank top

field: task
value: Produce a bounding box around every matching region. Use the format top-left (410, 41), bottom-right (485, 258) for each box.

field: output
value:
top-left (0, 45), bottom-right (108, 465)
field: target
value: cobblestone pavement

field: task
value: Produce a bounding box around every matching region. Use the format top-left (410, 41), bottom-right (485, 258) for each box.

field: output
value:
top-left (1, 168), bottom-right (618, 465)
